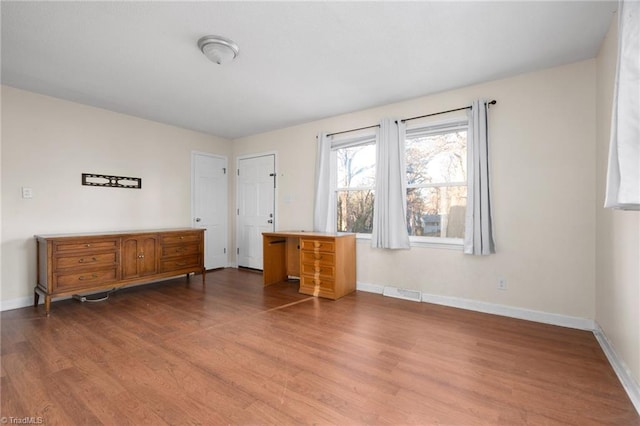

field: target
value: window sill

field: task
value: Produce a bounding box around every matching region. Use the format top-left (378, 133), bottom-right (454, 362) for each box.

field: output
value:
top-left (410, 238), bottom-right (464, 251)
top-left (355, 234), bottom-right (464, 251)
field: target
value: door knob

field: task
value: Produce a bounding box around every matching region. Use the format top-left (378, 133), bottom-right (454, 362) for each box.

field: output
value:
top-left (267, 219), bottom-right (273, 224)
top-left (195, 217), bottom-right (201, 222)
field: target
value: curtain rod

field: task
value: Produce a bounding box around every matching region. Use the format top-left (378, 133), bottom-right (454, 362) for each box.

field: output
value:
top-left (325, 100), bottom-right (497, 137)
top-left (326, 124), bottom-right (380, 138)
top-left (401, 99), bottom-right (497, 123)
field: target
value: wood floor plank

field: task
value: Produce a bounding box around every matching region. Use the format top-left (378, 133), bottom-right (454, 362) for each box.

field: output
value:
top-left (1, 268), bottom-right (638, 425)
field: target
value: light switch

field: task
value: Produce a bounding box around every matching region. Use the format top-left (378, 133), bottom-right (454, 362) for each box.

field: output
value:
top-left (22, 187), bottom-right (33, 199)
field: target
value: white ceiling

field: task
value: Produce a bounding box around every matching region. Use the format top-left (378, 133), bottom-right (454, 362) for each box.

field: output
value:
top-left (1, 1), bottom-right (617, 139)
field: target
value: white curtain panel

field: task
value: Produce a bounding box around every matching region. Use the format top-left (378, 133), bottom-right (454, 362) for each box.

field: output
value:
top-left (604, 0), bottom-right (640, 210)
top-left (464, 100), bottom-right (496, 255)
top-left (313, 132), bottom-right (334, 232)
top-left (371, 119), bottom-right (410, 249)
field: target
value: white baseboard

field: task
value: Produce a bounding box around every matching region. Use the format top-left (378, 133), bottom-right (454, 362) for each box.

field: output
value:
top-left (356, 282), bottom-right (594, 330)
top-left (0, 295), bottom-right (41, 312)
top-left (420, 292), bottom-right (595, 330)
top-left (593, 323), bottom-right (640, 415)
top-left (356, 281), bottom-right (384, 294)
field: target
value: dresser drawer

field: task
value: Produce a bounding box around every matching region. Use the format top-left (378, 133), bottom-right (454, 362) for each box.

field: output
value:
top-left (159, 255), bottom-right (200, 273)
top-left (54, 239), bottom-right (119, 253)
top-left (300, 262), bottom-right (335, 279)
top-left (55, 268), bottom-right (119, 290)
top-left (161, 243), bottom-right (200, 258)
top-left (160, 233), bottom-right (201, 246)
top-left (300, 239), bottom-right (335, 253)
top-left (55, 251), bottom-right (118, 270)
top-left (301, 251), bottom-right (335, 265)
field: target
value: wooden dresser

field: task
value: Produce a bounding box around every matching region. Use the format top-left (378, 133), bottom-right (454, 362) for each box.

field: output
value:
top-left (262, 231), bottom-right (356, 300)
top-left (34, 228), bottom-right (205, 314)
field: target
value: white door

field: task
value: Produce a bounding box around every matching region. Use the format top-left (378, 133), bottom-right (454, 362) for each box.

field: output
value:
top-left (192, 152), bottom-right (228, 269)
top-left (237, 154), bottom-right (275, 269)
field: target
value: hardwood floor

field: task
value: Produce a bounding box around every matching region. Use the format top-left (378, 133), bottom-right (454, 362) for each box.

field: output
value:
top-left (2, 268), bottom-right (638, 425)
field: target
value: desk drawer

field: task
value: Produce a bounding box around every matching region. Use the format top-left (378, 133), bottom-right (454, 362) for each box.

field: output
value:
top-left (300, 239), bottom-right (335, 253)
top-left (301, 251), bottom-right (335, 265)
top-left (300, 275), bottom-right (335, 294)
top-left (301, 262), bottom-right (335, 279)
top-left (55, 252), bottom-right (118, 270)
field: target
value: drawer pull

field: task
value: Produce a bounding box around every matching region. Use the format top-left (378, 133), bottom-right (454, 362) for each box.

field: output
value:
top-left (85, 244), bottom-right (91, 248)
top-left (78, 257), bottom-right (98, 263)
top-left (79, 273), bottom-right (98, 281)
top-left (176, 262), bottom-right (186, 266)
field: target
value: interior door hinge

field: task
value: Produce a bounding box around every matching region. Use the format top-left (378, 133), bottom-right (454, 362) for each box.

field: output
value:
top-left (270, 172), bottom-right (276, 188)
top-left (224, 248), bottom-right (226, 254)
top-left (237, 169), bottom-right (240, 176)
top-left (223, 167), bottom-right (226, 174)
top-left (237, 248), bottom-right (239, 255)
top-left (237, 208), bottom-right (239, 215)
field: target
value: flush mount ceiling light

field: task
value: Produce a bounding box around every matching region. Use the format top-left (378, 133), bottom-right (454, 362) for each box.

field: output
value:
top-left (197, 35), bottom-right (239, 65)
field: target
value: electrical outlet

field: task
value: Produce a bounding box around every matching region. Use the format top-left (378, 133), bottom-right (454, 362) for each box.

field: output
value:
top-left (498, 278), bottom-right (507, 290)
top-left (22, 187), bottom-right (33, 199)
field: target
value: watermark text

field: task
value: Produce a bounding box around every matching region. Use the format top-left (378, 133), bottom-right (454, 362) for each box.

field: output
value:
top-left (0, 417), bottom-right (44, 424)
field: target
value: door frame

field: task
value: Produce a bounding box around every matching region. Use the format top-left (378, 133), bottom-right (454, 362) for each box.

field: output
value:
top-left (191, 151), bottom-right (229, 269)
top-left (235, 151), bottom-right (278, 268)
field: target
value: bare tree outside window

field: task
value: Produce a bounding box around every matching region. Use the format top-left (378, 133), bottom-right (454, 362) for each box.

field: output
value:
top-left (406, 127), bottom-right (467, 238)
top-left (335, 142), bottom-right (376, 233)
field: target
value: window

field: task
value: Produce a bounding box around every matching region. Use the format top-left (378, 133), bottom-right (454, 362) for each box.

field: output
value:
top-left (323, 118), bottom-right (468, 244)
top-left (333, 136), bottom-right (376, 234)
top-left (405, 119), bottom-right (468, 243)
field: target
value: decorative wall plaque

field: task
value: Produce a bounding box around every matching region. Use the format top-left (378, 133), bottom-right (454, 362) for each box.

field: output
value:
top-left (82, 173), bottom-right (142, 189)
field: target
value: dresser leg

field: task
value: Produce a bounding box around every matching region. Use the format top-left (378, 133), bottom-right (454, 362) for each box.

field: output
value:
top-left (34, 288), bottom-right (51, 316)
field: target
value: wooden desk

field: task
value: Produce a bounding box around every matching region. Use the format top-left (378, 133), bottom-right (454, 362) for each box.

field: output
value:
top-left (262, 231), bottom-right (356, 300)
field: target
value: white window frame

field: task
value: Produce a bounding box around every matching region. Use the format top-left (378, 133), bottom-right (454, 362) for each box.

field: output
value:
top-left (331, 133), bottom-right (377, 238)
top-left (405, 117), bottom-right (469, 249)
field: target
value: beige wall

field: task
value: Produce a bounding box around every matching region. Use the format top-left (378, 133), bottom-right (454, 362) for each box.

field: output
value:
top-left (2, 58), bottom-right (601, 322)
top-left (1, 57), bottom-right (605, 324)
top-left (595, 15), bottom-right (640, 384)
top-left (233, 59), bottom-right (598, 319)
top-left (1, 86), bottom-right (231, 302)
